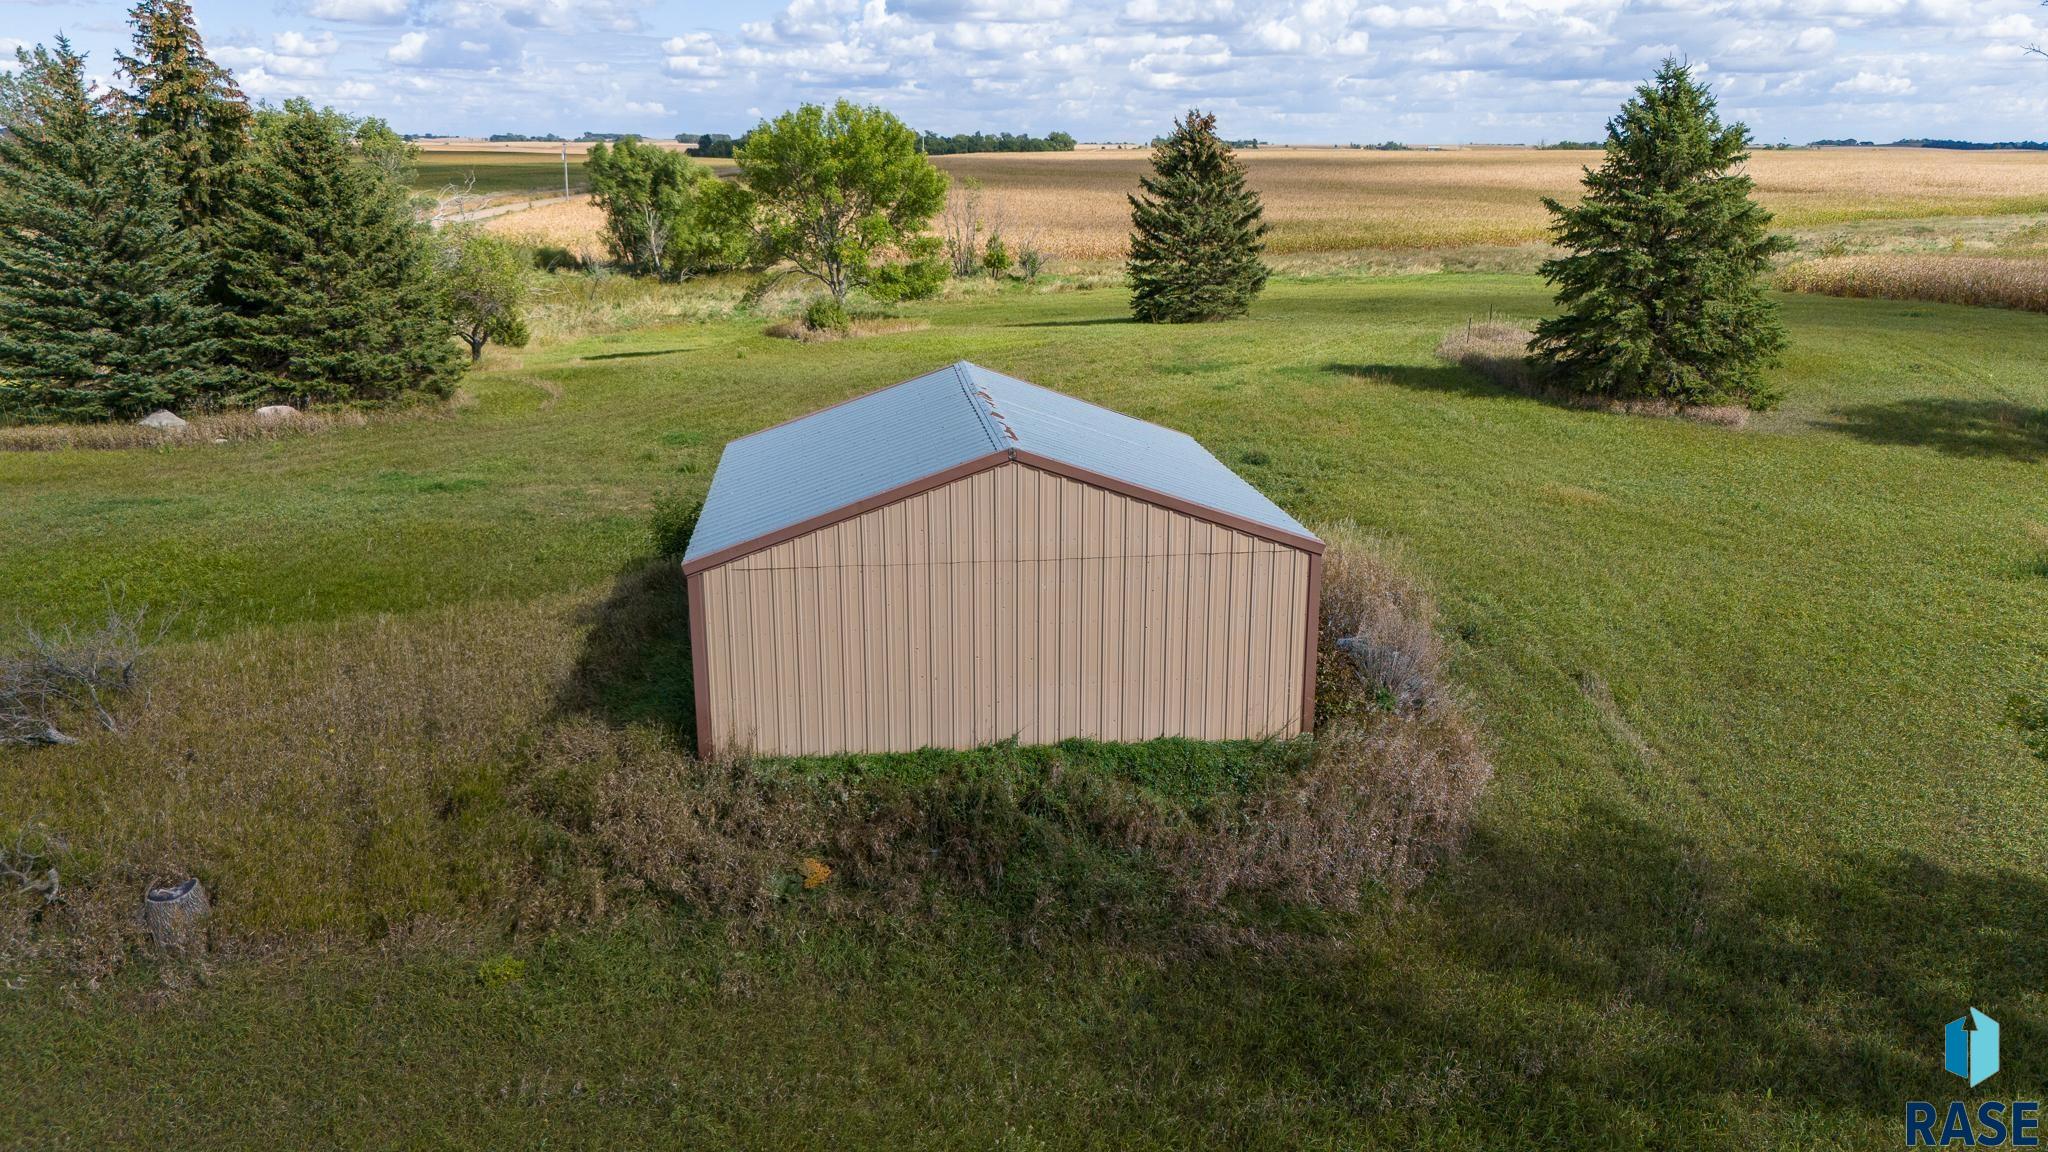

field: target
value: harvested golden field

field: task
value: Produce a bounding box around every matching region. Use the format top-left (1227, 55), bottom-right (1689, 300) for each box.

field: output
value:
top-left (483, 196), bottom-right (610, 254)
top-left (1778, 253), bottom-right (2048, 313)
top-left (932, 147), bottom-right (2048, 259)
top-left (484, 146), bottom-right (2048, 264)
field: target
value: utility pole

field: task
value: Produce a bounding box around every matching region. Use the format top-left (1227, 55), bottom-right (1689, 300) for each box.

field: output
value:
top-left (561, 140), bottom-right (570, 197)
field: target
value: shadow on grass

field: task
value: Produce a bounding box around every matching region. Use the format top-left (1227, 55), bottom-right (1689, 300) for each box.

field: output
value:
top-left (557, 558), bottom-right (698, 754)
top-left (1324, 361), bottom-right (1509, 401)
top-left (1827, 398), bottom-right (2048, 463)
top-left (1007, 317), bottom-right (1137, 328)
top-left (1131, 800), bottom-right (2046, 1132)
top-left (582, 347), bottom-right (695, 361)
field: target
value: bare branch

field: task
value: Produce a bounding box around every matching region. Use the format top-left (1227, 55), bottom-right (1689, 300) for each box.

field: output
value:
top-left (1, 603), bottom-right (165, 747)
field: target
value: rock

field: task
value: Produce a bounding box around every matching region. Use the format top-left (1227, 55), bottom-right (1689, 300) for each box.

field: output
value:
top-left (136, 410), bottom-right (187, 430)
top-left (254, 404), bottom-right (300, 422)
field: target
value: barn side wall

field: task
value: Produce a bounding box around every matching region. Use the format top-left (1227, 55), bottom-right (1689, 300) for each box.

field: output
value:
top-left (693, 461), bottom-right (1313, 757)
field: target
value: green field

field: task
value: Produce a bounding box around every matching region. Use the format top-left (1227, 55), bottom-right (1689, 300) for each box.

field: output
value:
top-left (5, 273), bottom-right (2048, 1147)
top-left (411, 150), bottom-right (586, 196)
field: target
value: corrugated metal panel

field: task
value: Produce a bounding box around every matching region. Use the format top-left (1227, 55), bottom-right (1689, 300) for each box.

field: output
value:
top-left (960, 362), bottom-right (1315, 542)
top-left (684, 361), bottom-right (1318, 569)
top-left (683, 364), bottom-right (1002, 566)
top-left (696, 461), bottom-right (1311, 756)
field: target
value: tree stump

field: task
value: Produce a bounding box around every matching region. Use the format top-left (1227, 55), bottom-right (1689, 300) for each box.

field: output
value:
top-left (142, 878), bottom-right (210, 952)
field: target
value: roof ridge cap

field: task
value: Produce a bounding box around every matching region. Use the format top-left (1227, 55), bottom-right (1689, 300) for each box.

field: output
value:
top-left (952, 362), bottom-right (1018, 453)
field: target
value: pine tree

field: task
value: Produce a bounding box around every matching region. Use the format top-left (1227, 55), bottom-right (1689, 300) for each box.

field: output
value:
top-left (1126, 109), bottom-right (1269, 323)
top-left (217, 100), bottom-right (462, 406)
top-left (0, 41), bottom-right (223, 424)
top-left (115, 0), bottom-right (250, 239)
top-left (1532, 59), bottom-right (1791, 410)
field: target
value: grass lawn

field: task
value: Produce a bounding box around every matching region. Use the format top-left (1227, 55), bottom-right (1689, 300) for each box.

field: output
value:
top-left (4, 273), bottom-right (2047, 1148)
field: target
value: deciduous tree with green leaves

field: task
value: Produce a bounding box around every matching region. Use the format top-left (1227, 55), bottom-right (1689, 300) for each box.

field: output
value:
top-left (1532, 59), bottom-right (1791, 410)
top-left (585, 136), bottom-right (752, 280)
top-left (217, 100), bottom-right (461, 406)
top-left (0, 40), bottom-right (223, 424)
top-left (114, 0), bottom-right (250, 242)
top-left (436, 227), bottom-right (530, 362)
top-left (737, 101), bottom-right (948, 306)
top-left (1125, 109), bottom-right (1269, 323)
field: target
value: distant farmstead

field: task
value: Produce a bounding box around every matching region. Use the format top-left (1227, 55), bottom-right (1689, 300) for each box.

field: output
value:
top-left (683, 361), bottom-right (1323, 757)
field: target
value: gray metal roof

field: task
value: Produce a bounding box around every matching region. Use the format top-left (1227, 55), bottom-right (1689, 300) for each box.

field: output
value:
top-left (683, 361), bottom-right (1317, 568)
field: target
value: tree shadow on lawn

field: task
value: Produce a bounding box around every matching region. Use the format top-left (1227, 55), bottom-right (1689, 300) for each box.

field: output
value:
top-left (1827, 398), bottom-right (2048, 463)
top-left (1005, 317), bottom-right (1137, 328)
top-left (1325, 361), bottom-right (1516, 402)
top-left (1127, 801), bottom-right (2046, 1134)
top-left (557, 559), bottom-right (699, 754)
top-left (580, 347), bottom-right (695, 361)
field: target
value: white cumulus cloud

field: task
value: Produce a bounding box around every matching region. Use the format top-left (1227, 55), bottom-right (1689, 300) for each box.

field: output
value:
top-left (308, 0), bottom-right (409, 25)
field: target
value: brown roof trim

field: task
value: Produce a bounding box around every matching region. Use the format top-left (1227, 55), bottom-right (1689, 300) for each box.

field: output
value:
top-left (1009, 450), bottom-right (1325, 556)
top-left (687, 567), bottom-right (712, 756)
top-left (684, 447), bottom-right (1323, 576)
top-left (1300, 550), bottom-right (1322, 735)
top-left (681, 451), bottom-right (1013, 575)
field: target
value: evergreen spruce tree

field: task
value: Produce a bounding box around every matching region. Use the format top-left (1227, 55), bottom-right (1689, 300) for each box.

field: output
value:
top-left (1126, 109), bottom-right (1268, 323)
top-left (217, 100), bottom-right (462, 405)
top-left (1532, 59), bottom-right (1791, 410)
top-left (0, 41), bottom-right (223, 424)
top-left (115, 0), bottom-right (251, 240)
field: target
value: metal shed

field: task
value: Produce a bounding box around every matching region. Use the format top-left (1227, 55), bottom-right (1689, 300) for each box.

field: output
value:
top-left (682, 361), bottom-right (1323, 757)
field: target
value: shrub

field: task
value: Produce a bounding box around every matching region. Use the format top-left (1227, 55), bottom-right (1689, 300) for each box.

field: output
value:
top-left (981, 234), bottom-right (1012, 278)
top-left (803, 297), bottom-right (851, 333)
top-left (648, 492), bottom-right (704, 559)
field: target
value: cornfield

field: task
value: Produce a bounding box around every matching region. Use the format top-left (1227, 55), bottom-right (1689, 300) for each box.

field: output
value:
top-left (1777, 254), bottom-right (2048, 314)
top-left (480, 146), bottom-right (2048, 265)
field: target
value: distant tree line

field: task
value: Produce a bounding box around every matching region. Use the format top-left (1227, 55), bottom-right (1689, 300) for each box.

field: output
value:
top-left (916, 130), bottom-right (1075, 155)
top-left (488, 132), bottom-right (565, 142)
top-left (1888, 138), bottom-right (2048, 151)
top-left (1808, 138), bottom-right (2048, 149)
top-left (678, 129), bottom-right (1075, 158)
top-left (0, 0), bottom-right (519, 426)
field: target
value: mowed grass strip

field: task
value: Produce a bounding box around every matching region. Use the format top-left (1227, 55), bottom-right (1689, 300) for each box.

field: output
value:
top-left (4, 274), bottom-right (2047, 1148)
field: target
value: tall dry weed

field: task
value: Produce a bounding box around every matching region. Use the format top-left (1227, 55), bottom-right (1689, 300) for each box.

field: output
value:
top-left (1177, 526), bottom-right (1492, 911)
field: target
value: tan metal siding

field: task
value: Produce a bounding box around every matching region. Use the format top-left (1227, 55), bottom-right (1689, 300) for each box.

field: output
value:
top-left (697, 462), bottom-right (1312, 756)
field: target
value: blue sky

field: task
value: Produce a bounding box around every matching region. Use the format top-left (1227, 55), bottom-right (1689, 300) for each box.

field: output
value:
top-left (6, 0), bottom-right (2045, 143)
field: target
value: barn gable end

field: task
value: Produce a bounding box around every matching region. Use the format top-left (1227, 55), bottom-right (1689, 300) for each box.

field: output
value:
top-left (685, 363), bottom-right (1322, 757)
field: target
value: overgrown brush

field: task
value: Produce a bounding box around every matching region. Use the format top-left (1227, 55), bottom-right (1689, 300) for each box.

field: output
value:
top-left (4, 525), bottom-right (1494, 976)
top-left (0, 406), bottom-right (389, 452)
top-left (1176, 526), bottom-right (1491, 910)
top-left (0, 606), bottom-right (162, 745)
top-left (1778, 254), bottom-right (2048, 314)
